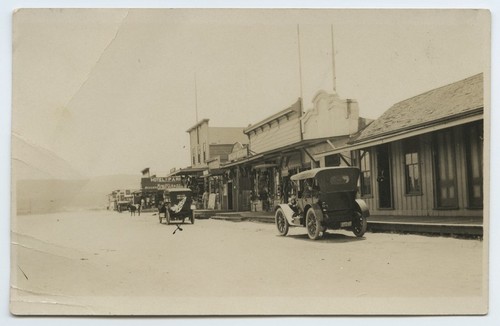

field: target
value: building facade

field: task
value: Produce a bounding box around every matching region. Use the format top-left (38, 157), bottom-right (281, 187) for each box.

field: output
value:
top-left (315, 73), bottom-right (484, 219)
top-left (223, 92), bottom-right (369, 212)
top-left (174, 119), bottom-right (248, 208)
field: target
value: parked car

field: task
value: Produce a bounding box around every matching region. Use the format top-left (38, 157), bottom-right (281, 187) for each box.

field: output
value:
top-left (275, 167), bottom-right (370, 240)
top-left (117, 201), bottom-right (131, 213)
top-left (159, 188), bottom-right (196, 224)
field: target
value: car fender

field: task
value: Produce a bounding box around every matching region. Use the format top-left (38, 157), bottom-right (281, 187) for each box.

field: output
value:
top-left (309, 203), bottom-right (325, 223)
top-left (275, 204), bottom-right (297, 225)
top-left (355, 199), bottom-right (370, 218)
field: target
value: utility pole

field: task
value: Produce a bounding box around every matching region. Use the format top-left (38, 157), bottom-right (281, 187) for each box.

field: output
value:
top-left (194, 73), bottom-right (199, 123)
top-left (331, 25), bottom-right (337, 93)
top-left (297, 24), bottom-right (304, 101)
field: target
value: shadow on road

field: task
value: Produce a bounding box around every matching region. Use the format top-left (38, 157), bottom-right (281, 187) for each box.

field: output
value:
top-left (287, 232), bottom-right (366, 243)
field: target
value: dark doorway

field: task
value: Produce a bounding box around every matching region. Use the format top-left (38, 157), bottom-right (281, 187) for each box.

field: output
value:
top-left (376, 144), bottom-right (393, 209)
top-left (227, 181), bottom-right (233, 210)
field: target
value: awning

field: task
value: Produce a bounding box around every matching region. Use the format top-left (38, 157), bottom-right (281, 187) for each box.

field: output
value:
top-left (206, 168), bottom-right (225, 176)
top-left (167, 166), bottom-right (207, 177)
top-left (253, 163), bottom-right (278, 170)
top-left (221, 154), bottom-right (264, 168)
top-left (314, 113), bottom-right (483, 158)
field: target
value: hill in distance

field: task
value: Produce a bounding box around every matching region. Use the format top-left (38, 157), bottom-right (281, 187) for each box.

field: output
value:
top-left (12, 133), bottom-right (141, 214)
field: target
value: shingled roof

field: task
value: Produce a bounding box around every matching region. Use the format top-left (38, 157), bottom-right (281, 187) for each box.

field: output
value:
top-left (352, 73), bottom-right (483, 144)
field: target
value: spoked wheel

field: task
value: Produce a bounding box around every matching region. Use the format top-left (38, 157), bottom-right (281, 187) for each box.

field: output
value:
top-left (275, 208), bottom-right (289, 236)
top-left (306, 209), bottom-right (321, 240)
top-left (166, 211), bottom-right (171, 225)
top-left (352, 211), bottom-right (367, 237)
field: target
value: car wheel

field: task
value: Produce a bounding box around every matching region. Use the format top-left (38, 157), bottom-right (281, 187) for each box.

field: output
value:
top-left (190, 212), bottom-right (195, 224)
top-left (275, 208), bottom-right (289, 236)
top-left (306, 209), bottom-right (321, 240)
top-left (352, 211), bottom-right (367, 237)
top-left (166, 211), bottom-right (171, 225)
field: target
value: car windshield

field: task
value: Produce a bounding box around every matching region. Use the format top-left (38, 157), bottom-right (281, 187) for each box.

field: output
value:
top-left (166, 192), bottom-right (190, 202)
top-left (315, 169), bottom-right (359, 193)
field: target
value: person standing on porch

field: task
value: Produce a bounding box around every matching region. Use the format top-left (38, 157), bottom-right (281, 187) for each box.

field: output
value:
top-left (202, 190), bottom-right (209, 209)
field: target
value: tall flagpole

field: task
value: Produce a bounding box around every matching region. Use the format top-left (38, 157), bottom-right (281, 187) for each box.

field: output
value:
top-left (331, 25), bottom-right (337, 93)
top-left (297, 24), bottom-right (303, 101)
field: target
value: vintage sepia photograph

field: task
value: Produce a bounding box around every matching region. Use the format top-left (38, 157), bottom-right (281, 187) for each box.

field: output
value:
top-left (8, 7), bottom-right (491, 316)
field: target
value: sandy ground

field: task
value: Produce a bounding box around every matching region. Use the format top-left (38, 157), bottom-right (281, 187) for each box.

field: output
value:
top-left (10, 210), bottom-right (486, 315)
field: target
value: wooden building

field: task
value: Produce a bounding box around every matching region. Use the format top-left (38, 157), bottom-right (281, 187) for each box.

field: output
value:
top-left (171, 119), bottom-right (248, 208)
top-left (223, 92), bottom-right (370, 212)
top-left (315, 73), bottom-right (484, 218)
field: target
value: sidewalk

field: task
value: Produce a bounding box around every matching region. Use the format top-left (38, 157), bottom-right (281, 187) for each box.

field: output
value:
top-left (194, 210), bottom-right (483, 237)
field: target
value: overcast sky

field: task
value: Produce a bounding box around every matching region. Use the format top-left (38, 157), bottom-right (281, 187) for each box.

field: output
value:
top-left (11, 9), bottom-right (489, 177)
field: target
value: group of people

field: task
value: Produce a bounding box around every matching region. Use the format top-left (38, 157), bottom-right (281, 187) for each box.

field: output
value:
top-left (201, 190), bottom-right (220, 210)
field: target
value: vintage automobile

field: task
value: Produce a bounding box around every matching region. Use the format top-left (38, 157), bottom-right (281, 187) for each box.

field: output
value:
top-left (159, 188), bottom-right (196, 225)
top-left (275, 167), bottom-right (370, 240)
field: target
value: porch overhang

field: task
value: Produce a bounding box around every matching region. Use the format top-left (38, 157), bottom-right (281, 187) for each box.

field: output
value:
top-left (314, 112), bottom-right (483, 158)
top-left (167, 166), bottom-right (207, 177)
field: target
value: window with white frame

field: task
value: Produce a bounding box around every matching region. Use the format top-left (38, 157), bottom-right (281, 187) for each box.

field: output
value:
top-left (403, 138), bottom-right (421, 194)
top-left (359, 149), bottom-right (371, 196)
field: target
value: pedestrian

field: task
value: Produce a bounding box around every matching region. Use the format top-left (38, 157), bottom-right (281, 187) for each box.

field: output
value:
top-left (202, 190), bottom-right (209, 209)
top-left (137, 202), bottom-right (141, 216)
top-left (215, 191), bottom-right (220, 210)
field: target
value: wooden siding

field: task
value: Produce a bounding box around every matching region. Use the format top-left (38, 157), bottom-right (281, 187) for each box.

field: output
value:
top-left (362, 125), bottom-right (482, 217)
top-left (209, 144), bottom-right (234, 160)
top-left (189, 121), bottom-right (209, 168)
top-left (249, 113), bottom-right (301, 154)
top-left (228, 146), bottom-right (248, 162)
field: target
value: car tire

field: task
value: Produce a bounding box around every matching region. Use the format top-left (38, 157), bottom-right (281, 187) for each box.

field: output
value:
top-left (166, 211), bottom-right (171, 225)
top-left (275, 208), bottom-right (289, 236)
top-left (352, 211), bottom-right (367, 237)
top-left (306, 209), bottom-right (321, 240)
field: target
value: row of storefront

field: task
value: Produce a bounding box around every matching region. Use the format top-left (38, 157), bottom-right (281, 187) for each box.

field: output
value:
top-left (166, 73), bottom-right (484, 221)
top-left (169, 90), bottom-right (373, 212)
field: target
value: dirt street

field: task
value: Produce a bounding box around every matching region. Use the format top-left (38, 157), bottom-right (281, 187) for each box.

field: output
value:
top-left (10, 210), bottom-right (486, 315)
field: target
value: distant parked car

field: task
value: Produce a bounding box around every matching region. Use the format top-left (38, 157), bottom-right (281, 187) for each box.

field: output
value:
top-left (275, 167), bottom-right (370, 240)
top-left (117, 201), bottom-right (131, 213)
top-left (159, 188), bottom-right (196, 224)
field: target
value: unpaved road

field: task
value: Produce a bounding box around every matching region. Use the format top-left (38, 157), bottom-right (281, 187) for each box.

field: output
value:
top-left (10, 210), bottom-right (486, 315)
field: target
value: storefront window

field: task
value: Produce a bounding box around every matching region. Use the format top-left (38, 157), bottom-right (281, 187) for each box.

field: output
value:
top-left (433, 129), bottom-right (458, 208)
top-left (403, 138), bottom-right (421, 194)
top-left (465, 122), bottom-right (483, 208)
top-left (359, 149), bottom-right (371, 196)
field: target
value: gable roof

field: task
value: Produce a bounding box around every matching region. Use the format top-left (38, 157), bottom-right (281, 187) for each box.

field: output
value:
top-left (352, 73), bottom-right (484, 144)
